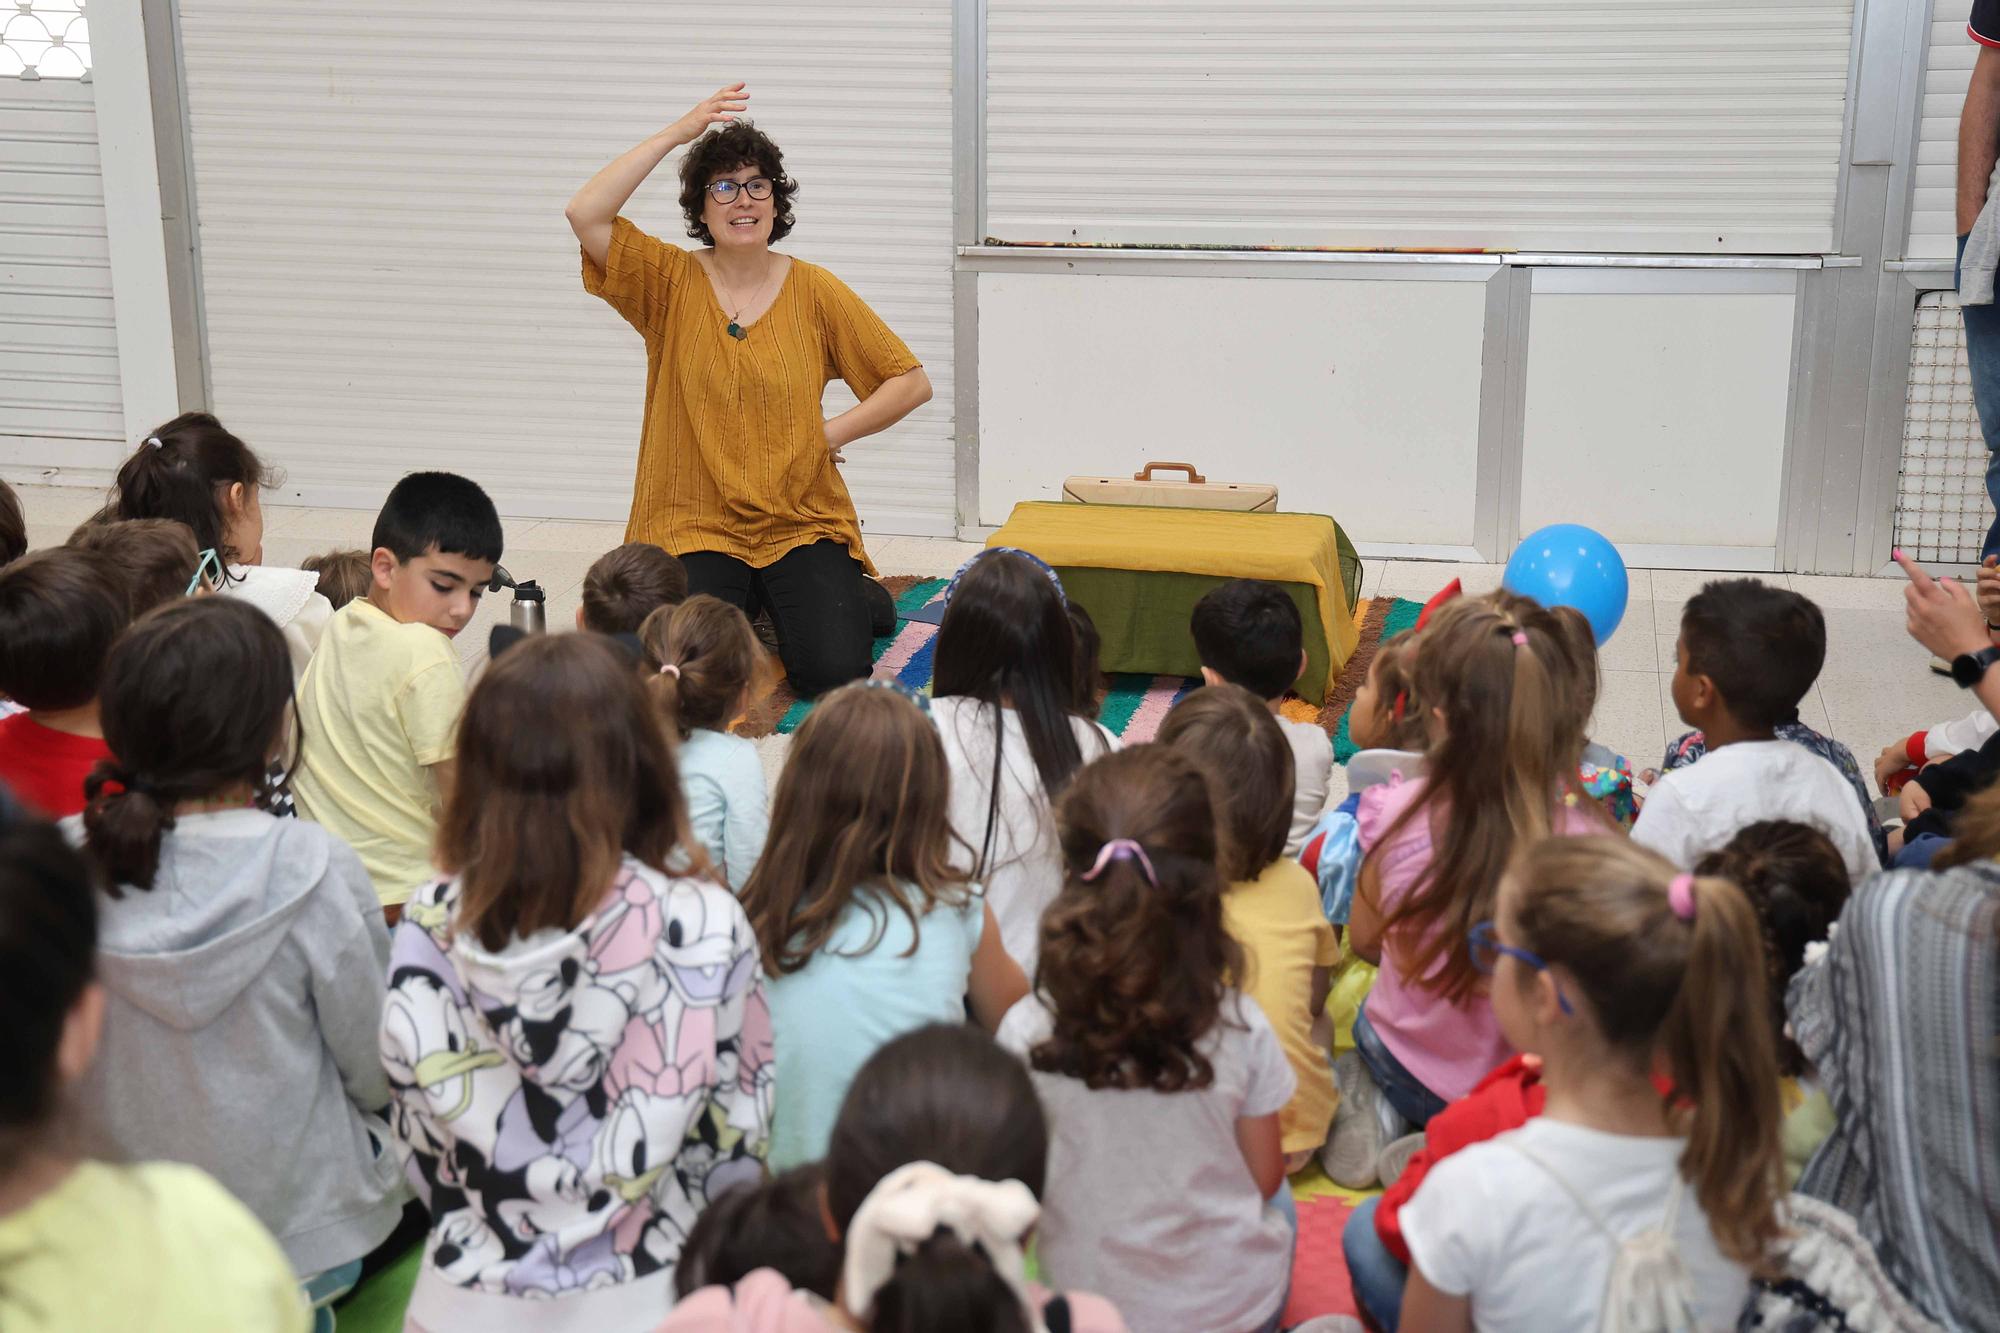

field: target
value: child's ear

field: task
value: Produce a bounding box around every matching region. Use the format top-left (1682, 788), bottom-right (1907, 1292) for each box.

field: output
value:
top-left (223, 481), bottom-right (248, 518)
top-left (370, 547), bottom-right (399, 592)
top-left (1536, 968), bottom-right (1569, 1026)
top-left (1198, 666), bottom-right (1225, 688)
top-left (817, 1177), bottom-right (842, 1244)
top-left (1687, 671), bottom-right (1720, 715)
top-left (574, 605), bottom-right (587, 631)
top-left (1295, 648), bottom-right (1308, 683)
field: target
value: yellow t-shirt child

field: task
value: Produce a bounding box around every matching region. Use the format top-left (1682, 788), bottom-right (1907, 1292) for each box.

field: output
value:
top-left (1224, 858), bottom-right (1344, 1155)
top-left (293, 597), bottom-right (465, 906)
top-left (0, 1160), bottom-right (306, 1333)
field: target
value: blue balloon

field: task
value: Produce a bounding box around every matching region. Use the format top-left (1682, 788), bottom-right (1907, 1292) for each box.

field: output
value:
top-left (1502, 524), bottom-right (1629, 645)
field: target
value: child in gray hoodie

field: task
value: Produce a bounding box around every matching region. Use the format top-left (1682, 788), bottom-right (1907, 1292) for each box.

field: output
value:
top-left (67, 597), bottom-right (409, 1291)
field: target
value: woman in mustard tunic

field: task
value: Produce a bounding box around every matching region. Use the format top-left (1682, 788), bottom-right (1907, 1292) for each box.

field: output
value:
top-left (568, 85), bottom-right (932, 695)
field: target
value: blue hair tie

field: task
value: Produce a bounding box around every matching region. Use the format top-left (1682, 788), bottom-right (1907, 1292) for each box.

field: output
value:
top-left (941, 547), bottom-right (1066, 610)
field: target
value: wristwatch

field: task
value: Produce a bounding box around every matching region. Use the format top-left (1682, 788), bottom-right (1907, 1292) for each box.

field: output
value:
top-left (1951, 645), bottom-right (2000, 688)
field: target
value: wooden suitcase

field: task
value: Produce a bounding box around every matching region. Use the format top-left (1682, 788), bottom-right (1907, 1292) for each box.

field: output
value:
top-left (1061, 461), bottom-right (1278, 512)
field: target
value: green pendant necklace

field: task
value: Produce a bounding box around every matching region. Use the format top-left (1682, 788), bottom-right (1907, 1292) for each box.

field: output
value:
top-left (714, 255), bottom-right (779, 344)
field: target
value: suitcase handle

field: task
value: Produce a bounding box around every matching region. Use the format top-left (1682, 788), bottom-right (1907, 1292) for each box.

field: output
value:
top-left (1134, 461), bottom-right (1207, 484)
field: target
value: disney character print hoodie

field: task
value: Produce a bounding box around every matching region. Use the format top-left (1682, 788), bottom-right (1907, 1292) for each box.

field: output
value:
top-left (384, 855), bottom-right (775, 1333)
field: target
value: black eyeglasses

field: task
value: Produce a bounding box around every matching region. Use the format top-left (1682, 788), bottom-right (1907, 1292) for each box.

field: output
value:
top-left (1468, 921), bottom-right (1574, 1016)
top-left (706, 177), bottom-right (775, 203)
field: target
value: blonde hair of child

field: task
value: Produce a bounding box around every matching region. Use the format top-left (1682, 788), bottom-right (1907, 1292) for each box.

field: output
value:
top-left (1507, 835), bottom-right (1785, 1269)
top-left (637, 594), bottom-right (764, 739)
top-left (1376, 593), bottom-right (1595, 1002)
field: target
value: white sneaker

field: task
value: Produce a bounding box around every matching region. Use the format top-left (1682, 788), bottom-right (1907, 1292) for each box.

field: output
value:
top-left (1321, 1052), bottom-right (1387, 1188)
top-left (1291, 1319), bottom-right (1365, 1332)
top-left (1376, 1131), bottom-right (1425, 1189)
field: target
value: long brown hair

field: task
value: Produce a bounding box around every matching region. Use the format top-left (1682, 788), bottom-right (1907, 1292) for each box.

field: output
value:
top-left (639, 594), bottom-right (764, 739)
top-left (1509, 836), bottom-right (1785, 1268)
top-left (1032, 745), bottom-right (1240, 1091)
top-left (1937, 779), bottom-right (2000, 868)
top-left (740, 684), bottom-right (973, 976)
top-left (112, 412), bottom-right (267, 578)
top-left (1156, 683), bottom-right (1293, 882)
top-left (437, 633), bottom-right (694, 951)
top-left (1376, 592), bottom-right (1594, 1001)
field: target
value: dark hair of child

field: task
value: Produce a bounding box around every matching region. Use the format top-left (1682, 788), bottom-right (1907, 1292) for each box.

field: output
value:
top-left (1692, 821), bottom-right (1852, 1078)
top-left (825, 1024), bottom-right (1048, 1333)
top-left (1034, 745), bottom-right (1240, 1092)
top-left (1190, 579), bottom-right (1303, 701)
top-left (0, 478), bottom-right (24, 567)
top-left (300, 549), bottom-right (373, 611)
top-left (1156, 683), bottom-right (1294, 882)
top-left (673, 1164), bottom-right (840, 1302)
top-left (1067, 601), bottom-right (1103, 719)
top-left (582, 542), bottom-right (688, 635)
top-left (1510, 836), bottom-right (1785, 1268)
top-left (638, 594), bottom-right (762, 739)
top-left (677, 120), bottom-right (800, 246)
top-left (67, 518), bottom-right (201, 619)
top-left (740, 684), bottom-right (973, 975)
top-left (371, 471), bottom-right (504, 565)
top-left (0, 809), bottom-right (98, 1173)
top-left (932, 551), bottom-right (1085, 875)
top-left (0, 548), bottom-right (129, 711)
top-left (81, 599), bottom-right (296, 891)
top-left (1681, 578), bottom-right (1826, 732)
top-left (1348, 633), bottom-right (1428, 752)
top-left (437, 633), bottom-right (694, 951)
top-left (112, 412), bottom-right (267, 579)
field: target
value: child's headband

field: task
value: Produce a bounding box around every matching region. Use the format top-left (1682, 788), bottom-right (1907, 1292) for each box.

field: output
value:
top-left (942, 546), bottom-right (1066, 609)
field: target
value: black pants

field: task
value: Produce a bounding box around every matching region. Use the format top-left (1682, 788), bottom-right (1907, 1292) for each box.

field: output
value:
top-left (681, 540), bottom-right (872, 697)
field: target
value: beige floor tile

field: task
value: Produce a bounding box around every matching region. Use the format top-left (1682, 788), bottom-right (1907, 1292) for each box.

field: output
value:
top-left (1788, 572), bottom-right (1911, 613)
top-left (1376, 560), bottom-right (1505, 597)
top-left (1815, 607), bottom-right (1964, 756)
top-left (1793, 684), bottom-right (1833, 737)
top-left (1592, 669), bottom-right (1665, 772)
top-left (871, 535), bottom-right (985, 578)
top-left (12, 484), bottom-right (112, 528)
top-left (1597, 601), bottom-right (1659, 672)
top-left (507, 519), bottom-right (629, 554)
top-left (265, 506), bottom-right (377, 545)
top-left (24, 523), bottom-right (71, 554)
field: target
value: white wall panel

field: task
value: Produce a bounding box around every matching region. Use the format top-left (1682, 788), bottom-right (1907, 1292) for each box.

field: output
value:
top-left (1520, 287), bottom-right (1797, 552)
top-left (177, 1), bottom-right (955, 536)
top-left (1912, 0), bottom-right (1974, 261)
top-left (0, 78), bottom-right (124, 477)
top-left (976, 270), bottom-right (1487, 545)
top-left (987, 0), bottom-right (1855, 255)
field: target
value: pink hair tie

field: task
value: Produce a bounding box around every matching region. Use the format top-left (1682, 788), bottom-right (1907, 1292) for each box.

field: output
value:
top-left (1080, 838), bottom-right (1158, 889)
top-left (1510, 631), bottom-right (1528, 646)
top-left (658, 663), bottom-right (681, 679)
top-left (1668, 873), bottom-right (1697, 922)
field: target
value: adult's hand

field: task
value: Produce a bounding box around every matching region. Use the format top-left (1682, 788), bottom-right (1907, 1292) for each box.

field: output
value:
top-left (1896, 549), bottom-right (1991, 661)
top-left (1976, 555), bottom-right (2000, 626)
top-left (666, 84), bottom-right (750, 149)
top-left (1875, 741), bottom-right (1912, 791)
top-left (567, 84), bottom-right (749, 269)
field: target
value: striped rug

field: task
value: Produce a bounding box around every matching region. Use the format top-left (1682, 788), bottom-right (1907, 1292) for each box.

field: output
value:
top-left (739, 577), bottom-right (1425, 743)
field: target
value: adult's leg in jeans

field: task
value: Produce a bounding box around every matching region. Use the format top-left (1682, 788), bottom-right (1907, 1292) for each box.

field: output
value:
top-left (1958, 234), bottom-right (2000, 559)
top-left (1352, 1007), bottom-right (1448, 1130)
top-left (756, 540), bottom-right (873, 697)
top-left (1342, 1197), bottom-right (1408, 1332)
top-left (680, 550), bottom-right (757, 614)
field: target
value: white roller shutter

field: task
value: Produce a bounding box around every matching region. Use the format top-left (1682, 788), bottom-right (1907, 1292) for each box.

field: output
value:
top-left (0, 72), bottom-right (125, 476)
top-left (176, 1), bottom-right (955, 536)
top-left (987, 0), bottom-right (1854, 254)
top-left (1911, 0), bottom-right (1974, 262)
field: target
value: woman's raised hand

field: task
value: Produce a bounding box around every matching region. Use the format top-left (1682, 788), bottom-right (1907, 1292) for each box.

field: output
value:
top-left (669, 84), bottom-right (749, 146)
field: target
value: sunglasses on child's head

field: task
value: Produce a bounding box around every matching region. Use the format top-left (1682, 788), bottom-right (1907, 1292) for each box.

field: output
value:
top-left (1468, 921), bottom-right (1574, 1016)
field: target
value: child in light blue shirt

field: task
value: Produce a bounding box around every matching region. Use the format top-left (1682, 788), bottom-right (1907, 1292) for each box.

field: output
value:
top-left (640, 595), bottom-right (770, 890)
top-left (740, 682), bottom-right (1028, 1169)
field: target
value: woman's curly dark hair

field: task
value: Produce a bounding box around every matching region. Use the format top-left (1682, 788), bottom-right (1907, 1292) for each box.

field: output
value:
top-left (677, 120), bottom-right (799, 246)
top-left (1031, 744), bottom-right (1241, 1092)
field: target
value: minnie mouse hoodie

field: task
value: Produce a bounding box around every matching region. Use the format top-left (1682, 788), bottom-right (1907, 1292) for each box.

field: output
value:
top-left (384, 855), bottom-right (775, 1333)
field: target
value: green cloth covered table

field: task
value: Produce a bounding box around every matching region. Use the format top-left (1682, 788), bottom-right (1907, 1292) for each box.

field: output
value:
top-left (988, 503), bottom-right (1363, 702)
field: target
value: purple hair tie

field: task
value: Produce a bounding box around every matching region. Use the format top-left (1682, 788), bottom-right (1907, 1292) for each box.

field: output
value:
top-left (1668, 873), bottom-right (1697, 922)
top-left (1080, 838), bottom-right (1157, 889)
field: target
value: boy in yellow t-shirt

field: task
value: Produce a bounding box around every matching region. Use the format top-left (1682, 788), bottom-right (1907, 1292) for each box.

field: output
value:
top-left (1160, 684), bottom-right (1344, 1169)
top-left (292, 473), bottom-right (502, 910)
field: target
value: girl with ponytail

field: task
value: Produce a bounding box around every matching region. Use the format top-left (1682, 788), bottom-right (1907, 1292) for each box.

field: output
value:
top-left (1397, 835), bottom-right (1785, 1331)
top-left (658, 1024), bottom-right (1128, 1333)
top-left (639, 593), bottom-right (769, 889)
top-left (997, 745), bottom-right (1296, 1333)
top-left (72, 598), bottom-right (413, 1298)
top-left (112, 412), bottom-right (332, 680)
top-left (1341, 592), bottom-right (1604, 1143)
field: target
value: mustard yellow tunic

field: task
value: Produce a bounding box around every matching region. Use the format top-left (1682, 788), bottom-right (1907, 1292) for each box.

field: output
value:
top-left (582, 216), bottom-right (921, 573)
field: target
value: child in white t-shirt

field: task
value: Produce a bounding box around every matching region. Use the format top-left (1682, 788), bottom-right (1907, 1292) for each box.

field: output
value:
top-left (1398, 836), bottom-right (1786, 1331)
top-left (1191, 579), bottom-right (1332, 857)
top-left (1634, 579), bottom-right (1878, 882)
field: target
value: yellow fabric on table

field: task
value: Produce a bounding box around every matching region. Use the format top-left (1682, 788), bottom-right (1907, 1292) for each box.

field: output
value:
top-left (988, 502), bottom-right (1361, 695)
top-left (582, 216), bottom-right (921, 573)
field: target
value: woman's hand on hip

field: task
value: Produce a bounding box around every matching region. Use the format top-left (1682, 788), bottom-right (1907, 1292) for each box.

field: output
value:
top-left (668, 84), bottom-right (749, 147)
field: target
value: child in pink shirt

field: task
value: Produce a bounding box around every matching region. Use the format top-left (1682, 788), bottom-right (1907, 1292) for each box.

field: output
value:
top-left (1347, 593), bottom-right (1606, 1128)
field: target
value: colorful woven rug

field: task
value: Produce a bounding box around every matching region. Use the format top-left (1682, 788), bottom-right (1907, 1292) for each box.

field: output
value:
top-left (738, 577), bottom-right (1425, 744)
